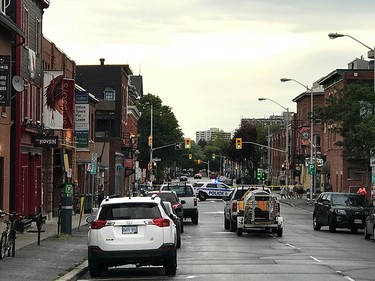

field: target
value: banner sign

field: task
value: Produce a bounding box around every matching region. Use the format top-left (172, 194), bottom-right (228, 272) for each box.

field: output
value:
top-left (0, 55), bottom-right (10, 106)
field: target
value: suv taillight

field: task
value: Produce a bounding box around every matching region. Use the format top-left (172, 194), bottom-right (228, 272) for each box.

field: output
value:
top-left (91, 220), bottom-right (107, 229)
top-left (232, 201), bottom-right (237, 212)
top-left (152, 218), bottom-right (171, 227)
top-left (194, 198), bottom-right (197, 206)
top-left (172, 203), bottom-right (182, 209)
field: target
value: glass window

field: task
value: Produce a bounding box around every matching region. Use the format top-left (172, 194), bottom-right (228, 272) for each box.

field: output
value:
top-left (99, 203), bottom-right (161, 220)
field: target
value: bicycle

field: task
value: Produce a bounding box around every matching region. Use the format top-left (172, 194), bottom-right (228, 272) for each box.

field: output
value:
top-left (0, 210), bottom-right (17, 259)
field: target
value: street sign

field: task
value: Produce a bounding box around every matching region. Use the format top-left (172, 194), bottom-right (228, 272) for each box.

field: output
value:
top-left (175, 142), bottom-right (182, 150)
top-left (370, 157), bottom-right (375, 167)
top-left (308, 163), bottom-right (316, 175)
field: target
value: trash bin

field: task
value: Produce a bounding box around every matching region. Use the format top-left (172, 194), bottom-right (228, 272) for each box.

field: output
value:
top-left (60, 183), bottom-right (73, 235)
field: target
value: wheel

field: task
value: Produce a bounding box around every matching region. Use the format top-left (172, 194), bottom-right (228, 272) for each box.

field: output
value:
top-left (224, 216), bottom-right (230, 230)
top-left (277, 228), bottom-right (283, 237)
top-left (164, 250), bottom-right (177, 276)
top-left (236, 227), bottom-right (243, 236)
top-left (10, 230), bottom-right (15, 257)
top-left (350, 227), bottom-right (358, 234)
top-left (198, 192), bottom-right (207, 201)
top-left (192, 213), bottom-right (198, 225)
top-left (313, 215), bottom-right (321, 230)
top-left (328, 216), bottom-right (336, 233)
top-left (0, 232), bottom-right (8, 259)
top-left (364, 225), bottom-right (371, 239)
top-left (373, 227), bottom-right (375, 242)
top-left (177, 234), bottom-right (181, 249)
top-left (229, 218), bottom-right (237, 232)
top-left (88, 260), bottom-right (102, 278)
top-left (180, 221), bottom-right (184, 234)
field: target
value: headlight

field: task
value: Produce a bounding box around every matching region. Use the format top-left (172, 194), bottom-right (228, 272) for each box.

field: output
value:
top-left (335, 209), bottom-right (346, 215)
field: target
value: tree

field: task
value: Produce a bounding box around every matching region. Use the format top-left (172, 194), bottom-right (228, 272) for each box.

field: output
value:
top-left (314, 84), bottom-right (375, 161)
top-left (136, 94), bottom-right (184, 180)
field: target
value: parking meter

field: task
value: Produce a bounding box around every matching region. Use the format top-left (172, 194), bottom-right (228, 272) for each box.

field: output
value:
top-left (60, 183), bottom-right (73, 235)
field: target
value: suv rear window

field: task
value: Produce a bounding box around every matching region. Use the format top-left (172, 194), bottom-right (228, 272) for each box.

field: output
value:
top-left (234, 189), bottom-right (248, 200)
top-left (163, 185), bottom-right (194, 197)
top-left (98, 203), bottom-right (161, 220)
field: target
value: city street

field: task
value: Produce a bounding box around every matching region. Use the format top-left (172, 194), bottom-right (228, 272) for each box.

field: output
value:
top-left (78, 197), bottom-right (375, 281)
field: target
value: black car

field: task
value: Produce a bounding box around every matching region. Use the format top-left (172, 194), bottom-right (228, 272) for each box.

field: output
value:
top-left (146, 191), bottom-right (185, 233)
top-left (162, 201), bottom-right (182, 248)
top-left (364, 206), bottom-right (375, 241)
top-left (313, 192), bottom-right (370, 233)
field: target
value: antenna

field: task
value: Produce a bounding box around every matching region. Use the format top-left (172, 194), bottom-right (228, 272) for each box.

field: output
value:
top-left (12, 76), bottom-right (24, 92)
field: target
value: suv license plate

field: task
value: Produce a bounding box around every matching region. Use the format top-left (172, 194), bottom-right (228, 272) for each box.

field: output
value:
top-left (354, 219), bottom-right (362, 224)
top-left (122, 226), bottom-right (138, 234)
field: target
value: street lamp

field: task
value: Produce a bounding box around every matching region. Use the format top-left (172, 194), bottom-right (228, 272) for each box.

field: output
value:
top-left (280, 78), bottom-right (314, 202)
top-left (258, 97), bottom-right (289, 188)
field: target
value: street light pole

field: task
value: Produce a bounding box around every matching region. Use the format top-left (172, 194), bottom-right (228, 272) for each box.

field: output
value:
top-left (280, 78), bottom-right (314, 202)
top-left (258, 98), bottom-right (289, 188)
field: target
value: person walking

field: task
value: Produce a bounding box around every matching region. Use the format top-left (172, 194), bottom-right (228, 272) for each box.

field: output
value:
top-left (357, 186), bottom-right (367, 196)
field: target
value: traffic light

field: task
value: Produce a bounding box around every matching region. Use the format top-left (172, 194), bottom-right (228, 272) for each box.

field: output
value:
top-left (148, 162), bottom-right (152, 171)
top-left (185, 138), bottom-right (191, 149)
top-left (261, 172), bottom-right (265, 181)
top-left (189, 153), bottom-right (192, 159)
top-left (148, 135), bottom-right (152, 147)
top-left (256, 169), bottom-right (261, 180)
top-left (212, 153), bottom-right (216, 159)
top-left (197, 159), bottom-right (201, 164)
top-left (235, 138), bottom-right (242, 149)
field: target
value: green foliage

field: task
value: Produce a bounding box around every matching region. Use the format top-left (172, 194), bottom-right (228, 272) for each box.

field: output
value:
top-left (136, 94), bottom-right (184, 175)
top-left (314, 84), bottom-right (375, 160)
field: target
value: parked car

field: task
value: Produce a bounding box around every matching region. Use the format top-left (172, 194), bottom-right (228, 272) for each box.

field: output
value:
top-left (180, 175), bottom-right (188, 182)
top-left (364, 206), bottom-right (375, 241)
top-left (87, 195), bottom-right (177, 277)
top-left (196, 181), bottom-right (233, 201)
top-left (146, 191), bottom-right (185, 232)
top-left (161, 183), bottom-right (199, 224)
top-left (313, 192), bottom-right (370, 233)
top-left (162, 201), bottom-right (181, 248)
top-left (194, 173), bottom-right (202, 179)
top-left (223, 186), bottom-right (270, 232)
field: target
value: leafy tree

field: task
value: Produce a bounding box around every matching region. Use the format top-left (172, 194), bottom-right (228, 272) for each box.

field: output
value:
top-left (136, 94), bottom-right (184, 180)
top-left (314, 84), bottom-right (375, 161)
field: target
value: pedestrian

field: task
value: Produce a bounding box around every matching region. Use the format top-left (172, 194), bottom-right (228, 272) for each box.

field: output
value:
top-left (357, 186), bottom-right (367, 196)
top-left (280, 186), bottom-right (287, 199)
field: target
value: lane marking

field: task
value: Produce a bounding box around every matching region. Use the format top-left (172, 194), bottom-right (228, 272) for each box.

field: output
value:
top-left (309, 256), bottom-right (322, 263)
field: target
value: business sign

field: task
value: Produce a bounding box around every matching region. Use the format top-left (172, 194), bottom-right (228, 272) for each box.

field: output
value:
top-left (33, 135), bottom-right (58, 148)
top-left (0, 55), bottom-right (10, 106)
top-left (75, 90), bottom-right (89, 149)
top-left (43, 71), bottom-right (64, 129)
top-left (63, 78), bottom-right (74, 130)
top-left (300, 126), bottom-right (310, 146)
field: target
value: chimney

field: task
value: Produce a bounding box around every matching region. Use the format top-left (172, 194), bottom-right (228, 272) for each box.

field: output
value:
top-left (100, 58), bottom-right (105, 65)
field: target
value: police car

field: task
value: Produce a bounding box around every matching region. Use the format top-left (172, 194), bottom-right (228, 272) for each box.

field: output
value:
top-left (195, 181), bottom-right (233, 201)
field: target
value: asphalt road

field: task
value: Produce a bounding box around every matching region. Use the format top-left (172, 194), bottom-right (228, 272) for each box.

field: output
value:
top-left (78, 197), bottom-right (375, 281)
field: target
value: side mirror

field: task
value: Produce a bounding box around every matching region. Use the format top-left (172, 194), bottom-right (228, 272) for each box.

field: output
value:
top-left (180, 200), bottom-right (186, 204)
top-left (86, 215), bottom-right (96, 224)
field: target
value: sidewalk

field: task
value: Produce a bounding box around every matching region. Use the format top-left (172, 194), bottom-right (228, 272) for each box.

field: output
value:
top-left (278, 193), bottom-right (316, 213)
top-left (0, 212), bottom-right (91, 281)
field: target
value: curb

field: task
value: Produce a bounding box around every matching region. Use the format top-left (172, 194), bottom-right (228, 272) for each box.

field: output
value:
top-left (56, 260), bottom-right (88, 281)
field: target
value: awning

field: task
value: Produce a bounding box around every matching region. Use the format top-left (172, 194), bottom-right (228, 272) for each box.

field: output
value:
top-left (0, 12), bottom-right (25, 39)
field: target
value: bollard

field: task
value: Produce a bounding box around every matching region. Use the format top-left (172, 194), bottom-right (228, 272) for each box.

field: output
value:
top-left (60, 184), bottom-right (73, 235)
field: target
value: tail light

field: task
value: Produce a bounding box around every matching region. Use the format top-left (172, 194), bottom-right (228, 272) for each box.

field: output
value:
top-left (194, 198), bottom-right (197, 206)
top-left (232, 201), bottom-right (237, 212)
top-left (152, 217), bottom-right (171, 227)
top-left (172, 203), bottom-right (182, 209)
top-left (275, 202), bottom-right (280, 214)
top-left (91, 220), bottom-right (107, 229)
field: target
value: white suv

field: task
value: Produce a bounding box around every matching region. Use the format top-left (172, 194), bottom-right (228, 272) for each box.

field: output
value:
top-left (160, 183), bottom-right (199, 225)
top-left (87, 195), bottom-right (177, 277)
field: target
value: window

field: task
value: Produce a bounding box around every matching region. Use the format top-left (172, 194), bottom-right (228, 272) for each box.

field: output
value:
top-left (99, 203), bottom-right (161, 220)
top-left (103, 90), bottom-right (115, 100)
top-left (35, 18), bottom-right (41, 55)
top-left (22, 6), bottom-right (29, 47)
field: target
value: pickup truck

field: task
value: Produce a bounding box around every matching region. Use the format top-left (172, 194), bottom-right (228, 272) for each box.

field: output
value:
top-left (224, 186), bottom-right (271, 232)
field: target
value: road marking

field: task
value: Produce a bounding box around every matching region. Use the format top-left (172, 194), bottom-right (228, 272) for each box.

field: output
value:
top-left (285, 243), bottom-right (301, 250)
top-left (309, 256), bottom-right (322, 263)
top-left (337, 271), bottom-right (356, 281)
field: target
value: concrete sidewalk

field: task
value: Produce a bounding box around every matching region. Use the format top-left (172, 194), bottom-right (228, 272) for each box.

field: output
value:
top-left (0, 212), bottom-right (91, 281)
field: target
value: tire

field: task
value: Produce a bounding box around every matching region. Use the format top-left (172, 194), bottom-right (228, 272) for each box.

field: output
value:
top-left (0, 232), bottom-right (8, 260)
top-left (313, 215), bottom-right (321, 231)
top-left (373, 227), bottom-right (375, 242)
top-left (350, 227), bottom-right (358, 234)
top-left (164, 250), bottom-right (177, 276)
top-left (328, 216), bottom-right (336, 233)
top-left (229, 218), bottom-right (237, 232)
top-left (177, 234), bottom-right (181, 249)
top-left (88, 261), bottom-right (102, 278)
top-left (198, 192), bottom-right (207, 201)
top-left (364, 225), bottom-right (370, 239)
top-left (224, 216), bottom-right (229, 230)
top-left (277, 228), bottom-right (283, 237)
top-left (236, 227), bottom-right (243, 236)
top-left (10, 230), bottom-right (15, 258)
top-left (180, 222), bottom-right (184, 234)
top-left (192, 213), bottom-right (198, 225)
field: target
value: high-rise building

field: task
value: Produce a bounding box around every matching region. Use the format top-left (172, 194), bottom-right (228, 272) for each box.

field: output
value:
top-left (196, 128), bottom-right (232, 143)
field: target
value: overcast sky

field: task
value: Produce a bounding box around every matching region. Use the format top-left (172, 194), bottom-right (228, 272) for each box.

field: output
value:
top-left (43, 0), bottom-right (375, 139)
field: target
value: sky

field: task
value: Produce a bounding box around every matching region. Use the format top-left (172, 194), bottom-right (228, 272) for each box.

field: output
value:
top-left (43, 0), bottom-right (375, 139)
